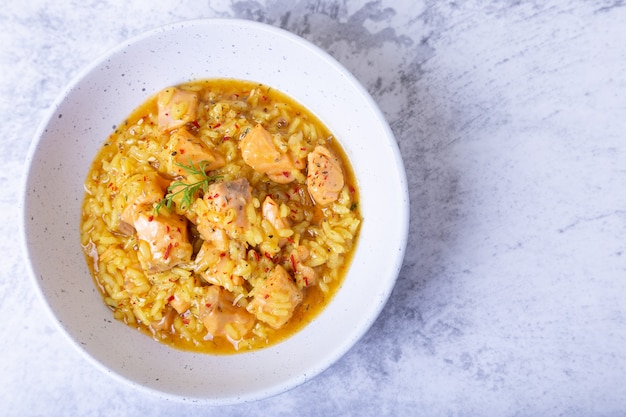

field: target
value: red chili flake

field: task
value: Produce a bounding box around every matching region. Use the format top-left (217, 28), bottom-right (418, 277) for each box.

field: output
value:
top-left (304, 277), bottom-right (310, 286)
top-left (167, 295), bottom-right (175, 302)
top-left (182, 318), bottom-right (190, 325)
top-left (191, 120), bottom-right (200, 129)
top-left (235, 123), bottom-right (239, 129)
top-left (349, 185), bottom-right (356, 193)
top-left (282, 171), bottom-right (290, 177)
top-left (166, 225), bottom-right (170, 233)
top-left (264, 267), bottom-right (270, 272)
top-left (290, 254), bottom-right (297, 271)
top-left (264, 252), bottom-right (272, 260)
top-left (262, 96), bottom-right (267, 101)
top-left (264, 294), bottom-right (270, 299)
top-left (252, 251), bottom-right (260, 261)
top-left (213, 193), bottom-right (220, 198)
top-left (163, 243), bottom-right (173, 260)
top-left (300, 147), bottom-right (307, 151)
top-left (205, 303), bottom-right (212, 308)
top-left (220, 252), bottom-right (226, 258)
top-left (179, 148), bottom-right (185, 154)
top-left (148, 215), bottom-right (154, 222)
top-left (213, 123), bottom-right (221, 129)
top-left (287, 237), bottom-right (295, 244)
top-left (223, 136), bottom-right (231, 141)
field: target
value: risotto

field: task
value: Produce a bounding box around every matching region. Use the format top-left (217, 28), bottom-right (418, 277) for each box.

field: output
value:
top-left (80, 78), bottom-right (361, 354)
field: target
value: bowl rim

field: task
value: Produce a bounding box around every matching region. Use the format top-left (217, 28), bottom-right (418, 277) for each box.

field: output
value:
top-left (20, 17), bottom-right (410, 404)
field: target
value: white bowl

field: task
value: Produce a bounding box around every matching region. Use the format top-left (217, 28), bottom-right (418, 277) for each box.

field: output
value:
top-left (21, 19), bottom-right (408, 404)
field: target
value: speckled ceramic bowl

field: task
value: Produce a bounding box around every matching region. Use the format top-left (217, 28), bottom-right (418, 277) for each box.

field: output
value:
top-left (21, 19), bottom-right (408, 404)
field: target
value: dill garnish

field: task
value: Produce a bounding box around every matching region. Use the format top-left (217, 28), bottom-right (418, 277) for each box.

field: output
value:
top-left (154, 160), bottom-right (222, 214)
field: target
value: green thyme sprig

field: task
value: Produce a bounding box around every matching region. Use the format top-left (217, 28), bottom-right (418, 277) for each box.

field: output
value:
top-left (154, 160), bottom-right (222, 214)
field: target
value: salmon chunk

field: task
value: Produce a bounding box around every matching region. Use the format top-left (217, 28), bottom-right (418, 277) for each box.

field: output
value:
top-left (204, 178), bottom-right (252, 229)
top-left (160, 128), bottom-right (226, 177)
top-left (134, 211), bottom-right (193, 273)
top-left (240, 124), bottom-right (298, 183)
top-left (118, 172), bottom-right (167, 235)
top-left (199, 285), bottom-right (255, 346)
top-left (150, 307), bottom-right (177, 332)
top-left (262, 196), bottom-right (290, 231)
top-left (247, 265), bottom-right (302, 329)
top-left (168, 291), bottom-right (191, 315)
top-left (196, 225), bottom-right (229, 251)
top-left (290, 245), bottom-right (318, 289)
top-left (194, 240), bottom-right (243, 291)
top-left (117, 171), bottom-right (193, 273)
top-left (306, 145), bottom-right (344, 205)
top-left (262, 196), bottom-right (291, 247)
top-left (157, 87), bottom-right (199, 133)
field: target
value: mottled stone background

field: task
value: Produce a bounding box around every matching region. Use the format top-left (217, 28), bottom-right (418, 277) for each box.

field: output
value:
top-left (3, 1), bottom-right (626, 416)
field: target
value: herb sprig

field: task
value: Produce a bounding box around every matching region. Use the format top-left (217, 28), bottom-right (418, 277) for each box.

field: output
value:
top-left (154, 160), bottom-right (222, 214)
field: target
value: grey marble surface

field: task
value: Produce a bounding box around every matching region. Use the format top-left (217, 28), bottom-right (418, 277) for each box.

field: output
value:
top-left (3, 0), bottom-right (626, 415)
